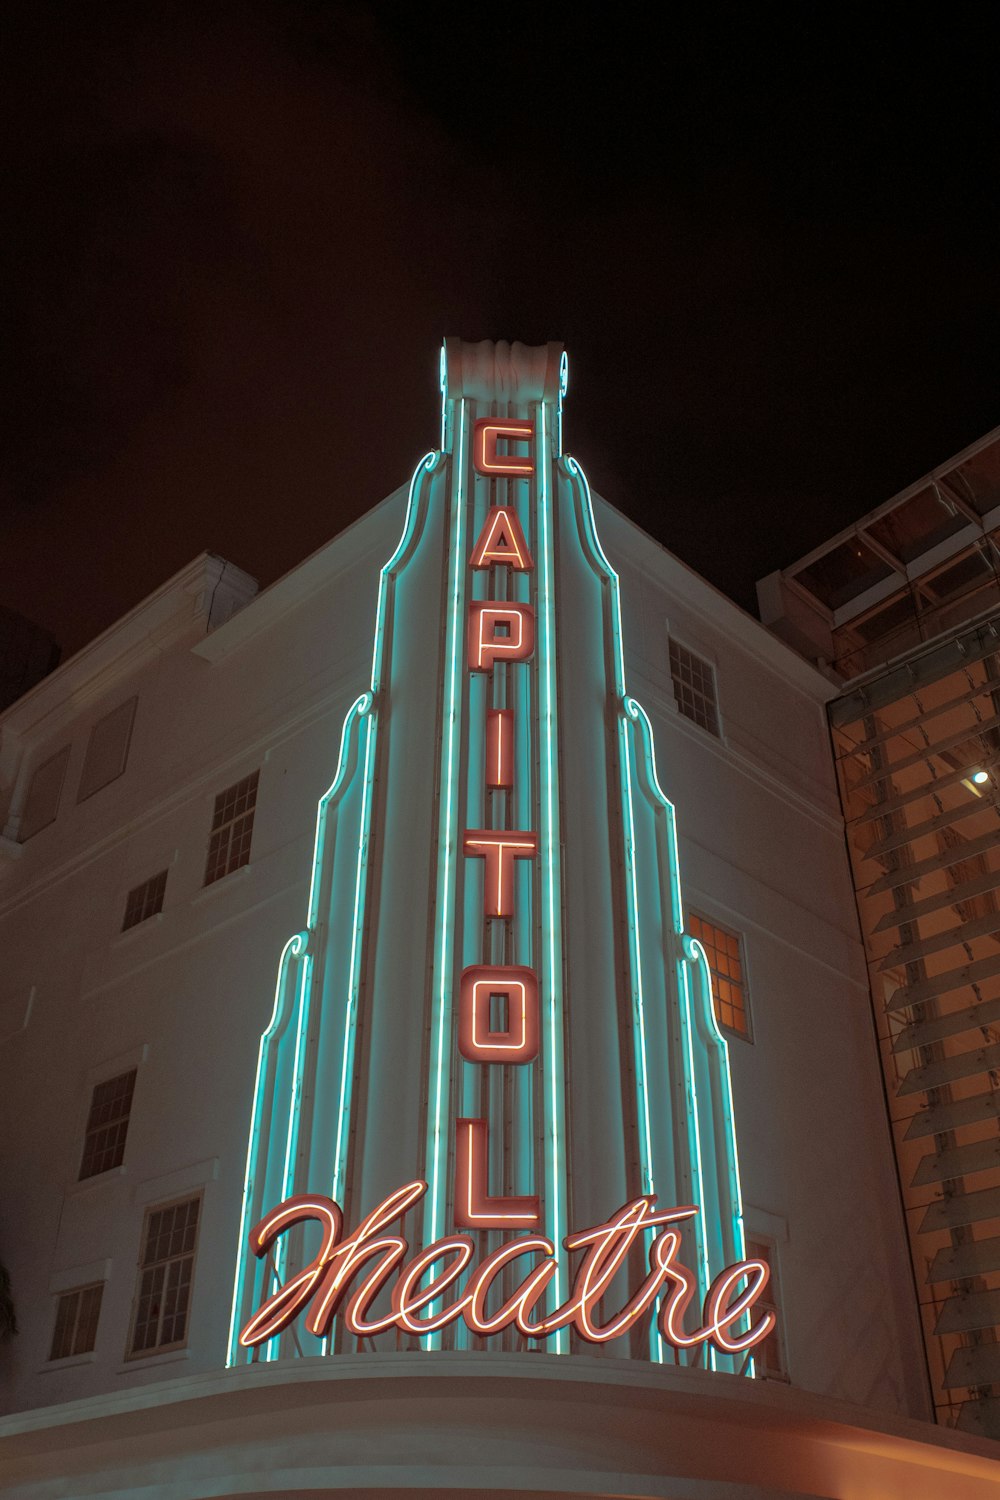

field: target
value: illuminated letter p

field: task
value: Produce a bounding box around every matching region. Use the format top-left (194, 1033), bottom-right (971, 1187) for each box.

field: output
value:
top-left (468, 602), bottom-right (535, 673)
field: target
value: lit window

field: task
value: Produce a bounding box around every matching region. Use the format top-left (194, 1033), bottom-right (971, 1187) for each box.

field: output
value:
top-left (49, 1283), bottom-right (103, 1361)
top-left (668, 640), bottom-right (720, 738)
top-left (745, 1237), bottom-right (787, 1380)
top-left (204, 771), bottom-right (259, 886)
top-left (122, 869), bottom-right (168, 932)
top-left (19, 744), bottom-right (71, 842)
top-left (79, 1069), bottom-right (137, 1180)
top-left (688, 913), bottom-right (751, 1040)
top-left (128, 1197), bottom-right (200, 1357)
top-left (77, 696), bottom-right (138, 803)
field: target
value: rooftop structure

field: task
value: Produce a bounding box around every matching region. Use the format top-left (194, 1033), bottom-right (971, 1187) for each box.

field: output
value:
top-left (758, 424), bottom-right (1000, 682)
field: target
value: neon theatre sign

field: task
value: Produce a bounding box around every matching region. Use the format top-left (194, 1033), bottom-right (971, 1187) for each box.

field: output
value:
top-left (229, 341), bottom-right (773, 1366)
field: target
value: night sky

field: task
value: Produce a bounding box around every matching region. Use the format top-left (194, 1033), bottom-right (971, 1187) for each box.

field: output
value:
top-left (3, 3), bottom-right (998, 659)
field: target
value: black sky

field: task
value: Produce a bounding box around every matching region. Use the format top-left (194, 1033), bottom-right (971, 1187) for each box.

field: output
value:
top-left (3, 2), bottom-right (998, 657)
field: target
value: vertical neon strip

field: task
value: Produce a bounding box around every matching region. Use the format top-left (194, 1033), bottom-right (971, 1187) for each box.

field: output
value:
top-left (228, 450), bottom-right (437, 1367)
top-left (423, 400), bottom-right (468, 1349)
top-left (627, 695), bottom-right (748, 1370)
top-left (685, 930), bottom-right (748, 1260)
top-left (226, 930), bottom-right (306, 1364)
top-left (617, 715), bottom-right (663, 1362)
top-left (537, 402), bottom-right (569, 1352)
top-left (567, 450), bottom-right (743, 1370)
top-left (564, 453), bottom-right (661, 1360)
top-left (331, 707), bottom-right (376, 1202)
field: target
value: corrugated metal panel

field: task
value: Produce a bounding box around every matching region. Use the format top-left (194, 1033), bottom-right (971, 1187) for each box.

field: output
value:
top-left (893, 995), bottom-right (1000, 1052)
top-left (906, 1090), bottom-right (1000, 1140)
top-left (864, 795), bottom-right (991, 858)
top-left (928, 1233), bottom-right (1000, 1282)
top-left (919, 1184), bottom-right (1000, 1233)
top-left (935, 1286), bottom-right (1000, 1334)
top-left (879, 909), bottom-right (1000, 970)
top-left (944, 1341), bottom-right (1000, 1390)
top-left (868, 828), bottom-right (1000, 893)
top-left (887, 952), bottom-right (1000, 1010)
top-left (853, 710), bottom-right (1000, 790)
top-left (836, 674), bottom-right (1000, 755)
top-left (913, 1137), bottom-right (1000, 1185)
top-left (877, 868), bottom-right (1000, 932)
top-left (899, 1040), bottom-right (1000, 1095)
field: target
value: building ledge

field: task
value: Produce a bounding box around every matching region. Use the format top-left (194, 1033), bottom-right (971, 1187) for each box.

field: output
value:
top-left (0, 1352), bottom-right (996, 1499)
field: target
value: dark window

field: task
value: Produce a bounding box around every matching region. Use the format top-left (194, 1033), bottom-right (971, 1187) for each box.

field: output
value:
top-left (204, 771), bottom-right (259, 886)
top-left (792, 537), bottom-right (894, 611)
top-left (688, 913), bottom-right (751, 1040)
top-left (746, 1238), bottom-right (788, 1380)
top-left (19, 745), bottom-right (71, 841)
top-left (128, 1197), bottom-right (200, 1356)
top-left (77, 697), bottom-right (138, 803)
top-left (122, 870), bottom-right (168, 932)
top-left (50, 1283), bottom-right (103, 1361)
top-left (864, 489), bottom-right (967, 565)
top-left (79, 1069), bottom-right (136, 1179)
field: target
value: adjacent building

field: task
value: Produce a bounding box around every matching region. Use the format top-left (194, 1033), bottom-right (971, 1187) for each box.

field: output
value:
top-left (759, 422), bottom-right (1000, 1437)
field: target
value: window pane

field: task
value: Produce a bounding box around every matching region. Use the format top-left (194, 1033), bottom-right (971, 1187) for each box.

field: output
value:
top-left (669, 641), bottom-right (720, 738)
top-left (689, 913), bottom-right (751, 1041)
top-left (122, 869), bottom-right (168, 932)
top-left (50, 1283), bottom-right (103, 1360)
top-left (205, 772), bottom-right (259, 886)
top-left (19, 744), bottom-right (71, 842)
top-left (129, 1197), bottom-right (200, 1357)
top-left (77, 697), bottom-right (138, 803)
top-left (80, 1069), bottom-right (136, 1179)
top-left (946, 441), bottom-right (1000, 517)
top-left (864, 489), bottom-right (967, 565)
top-left (793, 538), bottom-right (894, 611)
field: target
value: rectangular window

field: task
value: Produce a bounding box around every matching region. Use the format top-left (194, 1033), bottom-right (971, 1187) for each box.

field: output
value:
top-left (668, 639), bottom-right (720, 737)
top-left (745, 1237), bottom-right (787, 1380)
top-left (49, 1283), bottom-right (103, 1361)
top-left (122, 869), bottom-right (168, 932)
top-left (688, 913), bottom-right (751, 1040)
top-left (128, 1196), bottom-right (200, 1357)
top-left (204, 770), bottom-right (259, 886)
top-left (19, 744), bottom-right (71, 841)
top-left (77, 696), bottom-right (138, 803)
top-left (79, 1068), bottom-right (137, 1180)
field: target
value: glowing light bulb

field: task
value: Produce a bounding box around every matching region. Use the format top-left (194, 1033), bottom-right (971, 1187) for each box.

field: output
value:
top-left (973, 770), bottom-right (990, 785)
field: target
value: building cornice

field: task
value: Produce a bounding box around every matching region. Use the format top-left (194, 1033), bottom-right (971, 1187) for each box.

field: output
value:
top-left (0, 554), bottom-right (257, 746)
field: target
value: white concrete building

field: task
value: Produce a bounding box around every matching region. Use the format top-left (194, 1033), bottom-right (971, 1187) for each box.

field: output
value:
top-left (0, 341), bottom-right (996, 1497)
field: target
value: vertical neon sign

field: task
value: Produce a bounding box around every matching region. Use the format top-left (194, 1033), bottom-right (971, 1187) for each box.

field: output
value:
top-left (229, 340), bottom-right (750, 1372)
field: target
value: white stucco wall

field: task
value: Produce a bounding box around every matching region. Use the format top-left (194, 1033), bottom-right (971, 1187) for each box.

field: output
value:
top-left (0, 485), bottom-right (928, 1432)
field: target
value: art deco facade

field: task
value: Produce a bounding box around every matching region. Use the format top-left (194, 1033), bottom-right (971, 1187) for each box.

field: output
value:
top-left (0, 345), bottom-right (996, 1496)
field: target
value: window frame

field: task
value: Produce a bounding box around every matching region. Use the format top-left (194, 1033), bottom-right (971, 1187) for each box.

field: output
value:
top-left (126, 1193), bottom-right (202, 1360)
top-left (19, 743), bottom-right (72, 842)
top-left (744, 1234), bottom-right (789, 1381)
top-left (203, 770), bottom-right (259, 887)
top-left (667, 636), bottom-right (721, 739)
top-left (121, 869), bottom-right (168, 932)
top-left (78, 1067), bottom-right (137, 1181)
top-left (49, 1282), bottom-right (104, 1362)
top-left (688, 911), bottom-right (753, 1043)
top-left (76, 695), bottom-right (138, 804)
